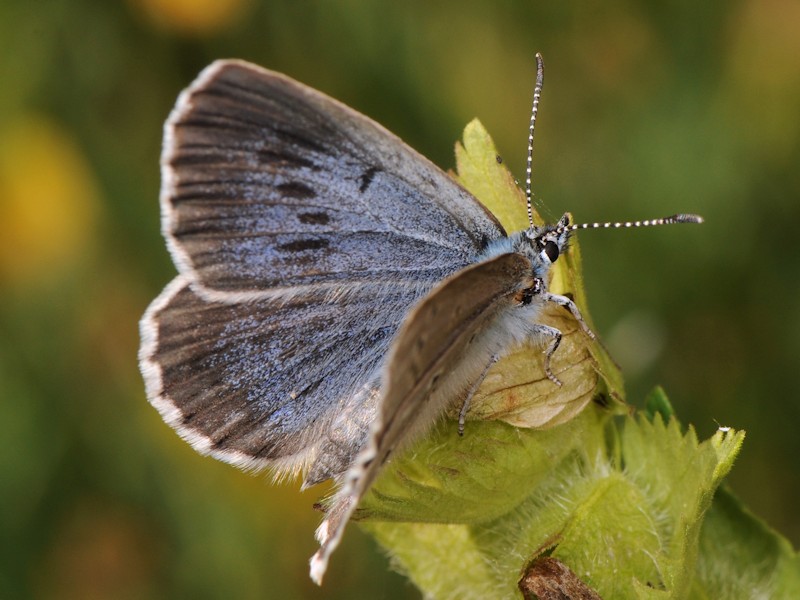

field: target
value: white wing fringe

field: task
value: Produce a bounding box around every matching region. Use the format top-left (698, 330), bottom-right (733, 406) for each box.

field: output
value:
top-left (308, 439), bottom-right (379, 584)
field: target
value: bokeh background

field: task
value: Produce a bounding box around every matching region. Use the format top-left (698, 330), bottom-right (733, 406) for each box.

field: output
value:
top-left (2, 0), bottom-right (798, 598)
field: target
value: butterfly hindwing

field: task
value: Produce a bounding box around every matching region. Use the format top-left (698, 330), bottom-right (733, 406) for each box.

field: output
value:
top-left (139, 275), bottom-right (433, 483)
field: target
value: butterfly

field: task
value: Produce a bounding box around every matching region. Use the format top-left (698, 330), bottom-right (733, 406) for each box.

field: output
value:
top-left (139, 53), bottom-right (702, 584)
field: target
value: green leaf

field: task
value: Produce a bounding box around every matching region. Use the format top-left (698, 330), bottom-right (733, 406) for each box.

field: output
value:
top-left (357, 121), bottom-right (799, 599)
top-left (693, 486), bottom-right (800, 598)
top-left (618, 415), bottom-right (744, 598)
top-left (453, 118), bottom-right (532, 233)
top-left (362, 407), bottom-right (747, 599)
top-left (358, 401), bottom-right (609, 525)
top-left (643, 385), bottom-right (676, 422)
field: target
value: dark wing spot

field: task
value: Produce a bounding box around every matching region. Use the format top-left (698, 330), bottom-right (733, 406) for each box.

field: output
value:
top-left (279, 239), bottom-right (329, 252)
top-left (298, 211), bottom-right (331, 225)
top-left (277, 181), bottom-right (316, 199)
top-left (359, 166), bottom-right (381, 193)
top-left (496, 155), bottom-right (503, 164)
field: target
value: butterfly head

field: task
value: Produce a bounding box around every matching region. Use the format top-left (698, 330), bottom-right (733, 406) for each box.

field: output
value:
top-left (525, 213), bottom-right (571, 269)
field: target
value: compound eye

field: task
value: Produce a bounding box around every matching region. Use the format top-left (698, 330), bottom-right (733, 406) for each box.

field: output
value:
top-left (543, 241), bottom-right (559, 262)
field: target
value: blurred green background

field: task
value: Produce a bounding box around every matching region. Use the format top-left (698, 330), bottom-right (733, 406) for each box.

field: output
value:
top-left (1, 0), bottom-right (798, 598)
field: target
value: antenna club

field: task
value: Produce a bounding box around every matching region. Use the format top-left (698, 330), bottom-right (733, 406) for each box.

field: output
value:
top-left (672, 213), bottom-right (704, 224)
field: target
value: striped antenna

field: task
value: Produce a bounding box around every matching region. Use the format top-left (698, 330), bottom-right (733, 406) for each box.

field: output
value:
top-left (555, 213), bottom-right (704, 235)
top-left (525, 53), bottom-right (545, 228)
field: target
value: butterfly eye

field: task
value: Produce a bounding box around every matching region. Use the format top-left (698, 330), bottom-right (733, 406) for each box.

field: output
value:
top-left (543, 241), bottom-right (559, 262)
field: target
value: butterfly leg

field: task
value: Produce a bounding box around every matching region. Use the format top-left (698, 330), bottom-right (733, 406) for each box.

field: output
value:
top-left (458, 354), bottom-right (499, 436)
top-left (542, 292), bottom-right (596, 339)
top-left (536, 324), bottom-right (564, 386)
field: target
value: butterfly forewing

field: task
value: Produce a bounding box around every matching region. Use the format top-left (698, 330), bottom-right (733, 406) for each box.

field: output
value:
top-left (147, 60), bottom-right (512, 483)
top-left (162, 60), bottom-right (505, 296)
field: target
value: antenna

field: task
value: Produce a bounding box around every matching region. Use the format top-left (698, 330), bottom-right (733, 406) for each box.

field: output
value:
top-left (555, 213), bottom-right (704, 235)
top-left (525, 53), bottom-right (544, 228)
top-left (523, 56), bottom-right (704, 235)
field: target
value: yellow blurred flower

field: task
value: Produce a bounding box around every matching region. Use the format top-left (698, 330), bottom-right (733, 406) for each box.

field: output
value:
top-left (129, 0), bottom-right (252, 36)
top-left (0, 115), bottom-right (100, 287)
